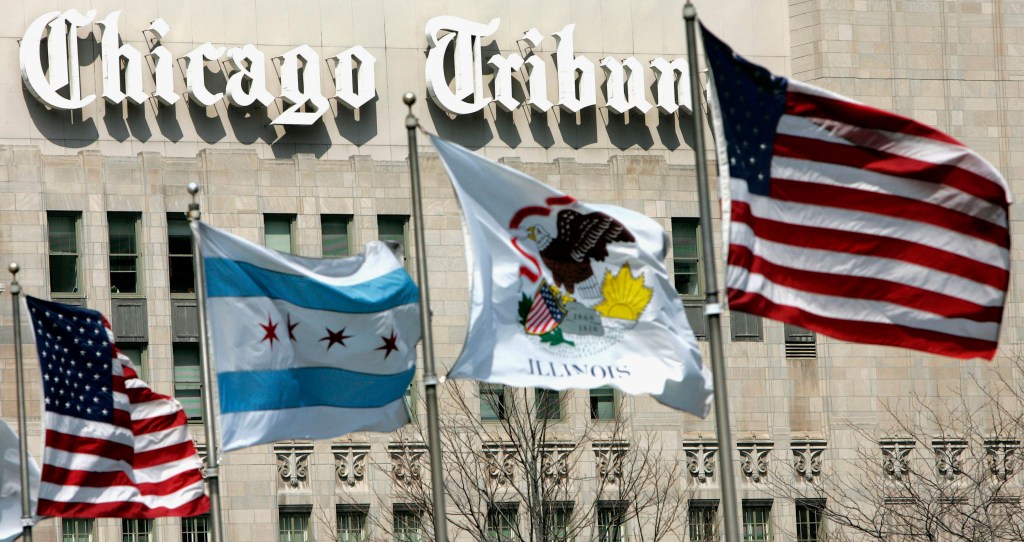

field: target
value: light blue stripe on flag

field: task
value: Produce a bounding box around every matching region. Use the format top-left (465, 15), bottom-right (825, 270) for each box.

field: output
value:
top-left (219, 367), bottom-right (415, 413)
top-left (204, 258), bottom-right (419, 313)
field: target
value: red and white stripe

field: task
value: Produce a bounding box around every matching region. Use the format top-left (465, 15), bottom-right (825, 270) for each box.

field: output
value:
top-left (38, 321), bottom-right (210, 518)
top-left (721, 79), bottom-right (1011, 360)
top-left (526, 289), bottom-right (559, 335)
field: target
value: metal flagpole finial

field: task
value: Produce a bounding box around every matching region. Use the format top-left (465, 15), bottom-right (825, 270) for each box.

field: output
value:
top-left (8, 262), bottom-right (19, 277)
top-left (403, 92), bottom-right (418, 129)
top-left (683, 1), bottom-right (696, 19)
top-left (187, 183), bottom-right (201, 221)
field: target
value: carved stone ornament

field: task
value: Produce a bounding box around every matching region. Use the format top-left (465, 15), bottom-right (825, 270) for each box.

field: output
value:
top-left (683, 442), bottom-right (717, 483)
top-left (932, 439), bottom-right (967, 481)
top-left (985, 439), bottom-right (1019, 482)
top-left (541, 443), bottom-right (574, 485)
top-left (333, 444), bottom-right (370, 489)
top-left (738, 441), bottom-right (772, 483)
top-left (880, 439), bottom-right (915, 481)
top-left (594, 441), bottom-right (628, 485)
top-left (390, 443), bottom-right (428, 488)
top-left (483, 442), bottom-right (516, 488)
top-left (791, 440), bottom-right (826, 482)
top-left (275, 443), bottom-right (313, 490)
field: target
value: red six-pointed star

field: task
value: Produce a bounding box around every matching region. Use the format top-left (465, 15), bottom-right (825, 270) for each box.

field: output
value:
top-left (286, 313), bottom-right (299, 341)
top-left (259, 314), bottom-right (279, 349)
top-left (320, 327), bottom-right (352, 350)
top-left (376, 330), bottom-right (400, 359)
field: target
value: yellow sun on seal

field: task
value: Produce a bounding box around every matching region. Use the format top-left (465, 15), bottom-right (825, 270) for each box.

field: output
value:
top-left (594, 264), bottom-right (652, 321)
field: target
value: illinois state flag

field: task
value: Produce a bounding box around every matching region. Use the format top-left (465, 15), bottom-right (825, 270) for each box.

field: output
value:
top-left (702, 25), bottom-right (1011, 359)
top-left (26, 296), bottom-right (209, 518)
top-left (432, 136), bottom-right (713, 417)
top-left (194, 222), bottom-right (420, 451)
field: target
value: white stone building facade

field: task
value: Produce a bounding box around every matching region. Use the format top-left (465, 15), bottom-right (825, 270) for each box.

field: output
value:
top-left (0, 0), bottom-right (1021, 541)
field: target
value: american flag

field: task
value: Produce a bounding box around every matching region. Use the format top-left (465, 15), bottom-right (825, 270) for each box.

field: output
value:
top-left (526, 283), bottom-right (565, 335)
top-left (701, 26), bottom-right (1011, 360)
top-left (26, 296), bottom-right (209, 518)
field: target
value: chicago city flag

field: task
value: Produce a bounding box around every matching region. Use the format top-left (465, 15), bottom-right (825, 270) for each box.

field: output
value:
top-left (26, 296), bottom-right (209, 518)
top-left (194, 222), bottom-right (420, 451)
top-left (432, 136), bottom-right (713, 417)
top-left (702, 25), bottom-right (1011, 359)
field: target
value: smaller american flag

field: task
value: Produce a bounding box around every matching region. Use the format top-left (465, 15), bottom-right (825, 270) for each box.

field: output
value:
top-left (525, 282), bottom-right (565, 335)
top-left (27, 296), bottom-right (209, 518)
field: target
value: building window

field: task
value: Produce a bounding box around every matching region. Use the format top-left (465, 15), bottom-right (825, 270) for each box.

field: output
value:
top-left (535, 388), bottom-right (561, 421)
top-left (167, 213), bottom-right (196, 295)
top-left (543, 504), bottom-right (571, 542)
top-left (487, 504), bottom-right (518, 542)
top-left (48, 211), bottom-right (82, 295)
top-left (108, 212), bottom-right (141, 295)
top-left (378, 215), bottom-right (409, 264)
top-left (118, 343), bottom-right (147, 381)
top-left (393, 508), bottom-right (422, 542)
top-left (795, 500), bottom-right (825, 542)
top-left (480, 383), bottom-right (507, 421)
top-left (265, 214), bottom-right (296, 254)
top-left (784, 323), bottom-right (817, 359)
top-left (181, 515), bottom-right (210, 542)
top-left (730, 311), bottom-right (763, 342)
top-left (688, 500), bottom-right (718, 542)
top-left (672, 218), bottom-right (706, 339)
top-left (322, 214), bottom-right (353, 257)
top-left (62, 518), bottom-right (94, 542)
top-left (671, 218), bottom-right (701, 297)
top-left (590, 387), bottom-right (616, 420)
top-left (174, 343), bottom-right (202, 420)
top-left (337, 506), bottom-right (368, 542)
top-left (742, 500), bottom-right (772, 542)
top-left (597, 503), bottom-right (626, 542)
top-left (122, 518), bottom-right (153, 542)
top-left (280, 509), bottom-right (310, 542)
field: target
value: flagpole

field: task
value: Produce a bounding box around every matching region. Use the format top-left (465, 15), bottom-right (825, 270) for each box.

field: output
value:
top-left (402, 92), bottom-right (450, 542)
top-left (186, 184), bottom-right (226, 542)
top-left (8, 263), bottom-right (33, 542)
top-left (683, 4), bottom-right (741, 542)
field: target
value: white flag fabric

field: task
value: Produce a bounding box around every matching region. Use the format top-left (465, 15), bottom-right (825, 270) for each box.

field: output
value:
top-left (194, 222), bottom-right (421, 451)
top-left (432, 136), bottom-right (713, 416)
top-left (0, 419), bottom-right (39, 541)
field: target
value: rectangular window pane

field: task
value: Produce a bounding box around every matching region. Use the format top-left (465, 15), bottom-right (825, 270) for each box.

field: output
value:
top-left (265, 214), bottom-right (295, 254)
top-left (795, 501), bottom-right (824, 542)
top-left (480, 383), bottom-right (506, 421)
top-left (393, 510), bottom-right (421, 542)
top-left (182, 515), bottom-right (210, 542)
top-left (48, 212), bottom-right (81, 294)
top-left (168, 214), bottom-right (196, 294)
top-left (688, 501), bottom-right (718, 542)
top-left (122, 518), bottom-right (153, 542)
top-left (535, 388), bottom-right (561, 420)
top-left (597, 505), bottom-right (625, 542)
top-left (671, 218), bottom-right (701, 298)
top-left (742, 502), bottom-right (772, 542)
top-left (322, 215), bottom-right (352, 257)
top-left (118, 344), bottom-right (146, 381)
top-left (487, 506), bottom-right (517, 542)
top-left (109, 213), bottom-right (141, 294)
top-left (62, 518), bottom-right (94, 542)
top-left (543, 505), bottom-right (571, 542)
top-left (590, 387), bottom-right (615, 420)
top-left (279, 511), bottom-right (310, 542)
top-left (174, 344), bottom-right (202, 420)
top-left (337, 508), bottom-right (368, 542)
top-left (378, 215), bottom-right (409, 263)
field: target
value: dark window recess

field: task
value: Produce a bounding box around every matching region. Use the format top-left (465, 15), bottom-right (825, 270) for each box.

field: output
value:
top-left (167, 215), bottom-right (196, 295)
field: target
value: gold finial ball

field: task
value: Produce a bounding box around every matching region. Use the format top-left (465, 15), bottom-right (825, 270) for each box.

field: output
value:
top-left (8, 263), bottom-right (19, 275)
top-left (187, 182), bottom-right (200, 196)
top-left (402, 92), bottom-right (416, 106)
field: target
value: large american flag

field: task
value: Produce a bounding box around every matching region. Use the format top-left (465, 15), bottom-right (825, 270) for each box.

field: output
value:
top-left (701, 26), bottom-right (1011, 360)
top-left (26, 296), bottom-right (209, 517)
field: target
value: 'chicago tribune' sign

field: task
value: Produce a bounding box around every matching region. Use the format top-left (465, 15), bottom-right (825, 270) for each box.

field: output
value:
top-left (21, 11), bottom-right (694, 126)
